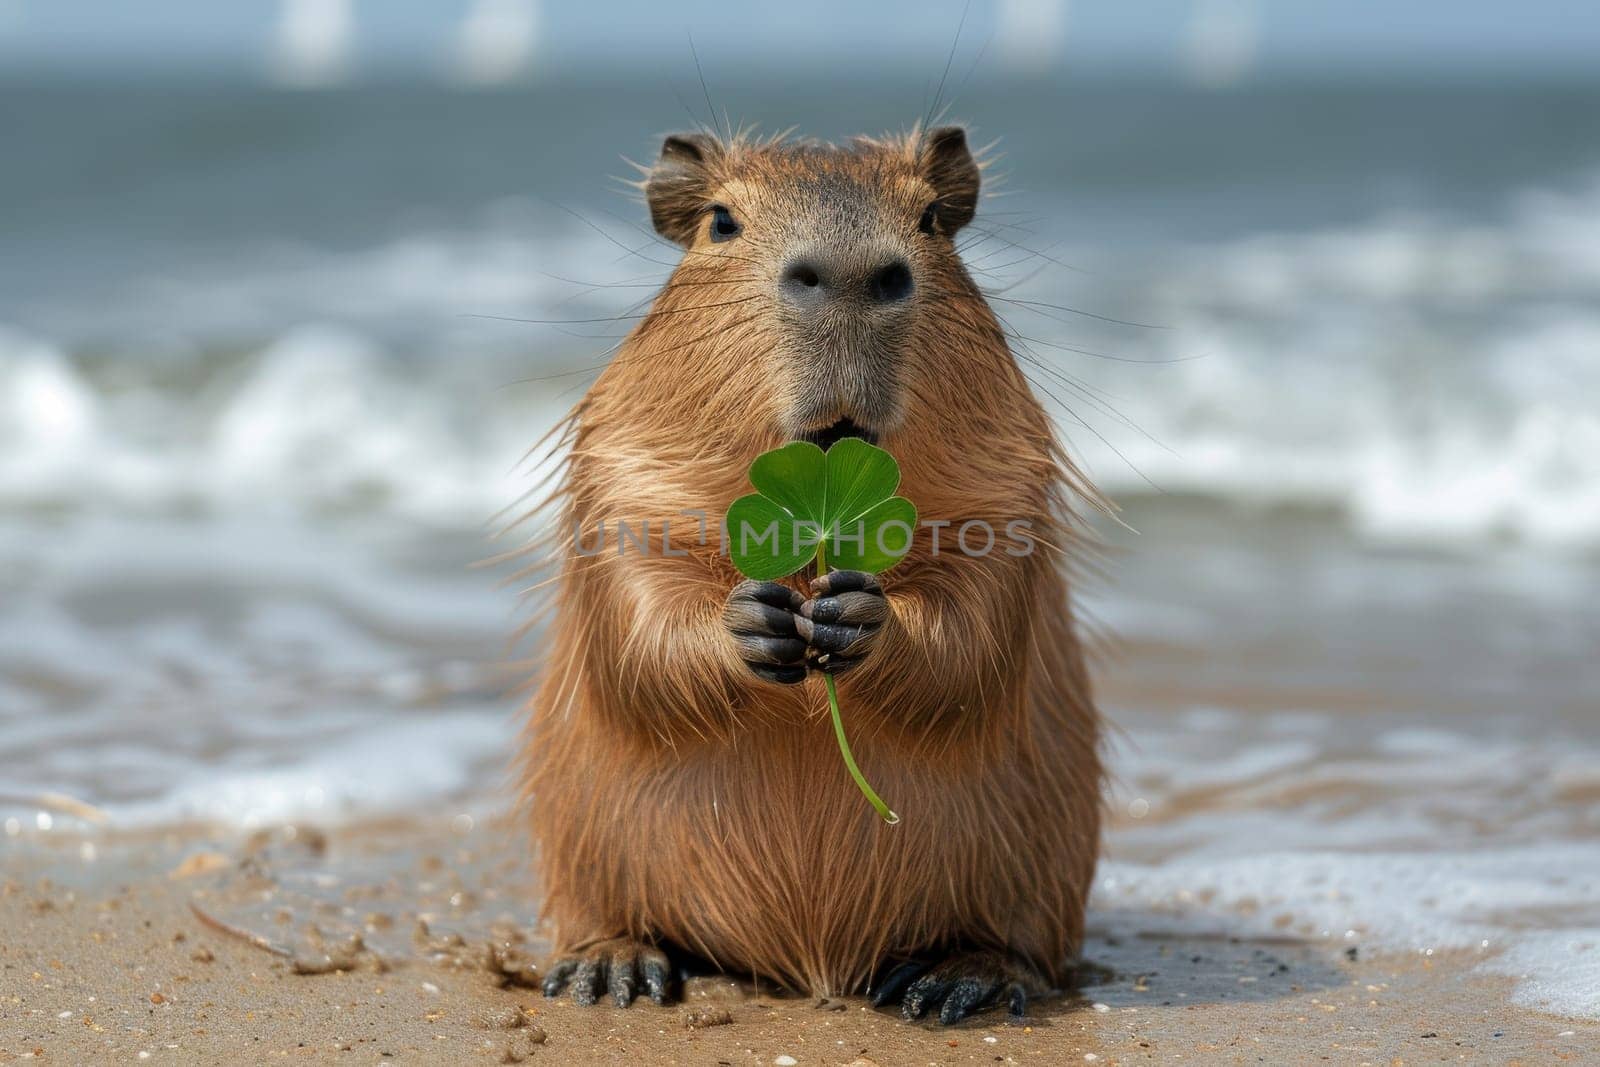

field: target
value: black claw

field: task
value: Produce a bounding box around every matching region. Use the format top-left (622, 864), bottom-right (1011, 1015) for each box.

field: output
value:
top-left (901, 971), bottom-right (950, 1021)
top-left (809, 570), bottom-right (880, 598)
top-left (733, 580), bottom-right (805, 611)
top-left (540, 958), bottom-right (577, 998)
top-left (1006, 983), bottom-right (1028, 1018)
top-left (641, 953), bottom-right (670, 1005)
top-left (570, 957), bottom-right (602, 1006)
top-left (801, 590), bottom-right (887, 626)
top-left (870, 960), bottom-right (929, 1008)
top-left (733, 633), bottom-right (808, 665)
top-left (793, 618), bottom-right (873, 655)
top-left (725, 599), bottom-right (801, 637)
top-left (938, 976), bottom-right (993, 1025)
top-left (801, 597), bottom-right (840, 624)
top-left (607, 954), bottom-right (636, 1008)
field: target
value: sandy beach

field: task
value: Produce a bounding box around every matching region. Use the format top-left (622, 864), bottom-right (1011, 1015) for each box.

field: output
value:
top-left (4, 814), bottom-right (1595, 1066)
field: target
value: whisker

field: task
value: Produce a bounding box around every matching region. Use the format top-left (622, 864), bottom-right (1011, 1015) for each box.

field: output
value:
top-left (461, 294), bottom-right (759, 329)
top-left (1011, 346), bottom-right (1178, 459)
top-left (988, 295), bottom-right (1169, 332)
top-left (1015, 361), bottom-right (1165, 493)
top-left (581, 197), bottom-right (767, 269)
top-left (539, 197), bottom-right (683, 270)
top-left (1002, 327), bottom-right (1198, 365)
top-left (922, 0), bottom-right (972, 134)
top-left (688, 33), bottom-right (728, 143)
top-left (923, 305), bottom-right (1173, 486)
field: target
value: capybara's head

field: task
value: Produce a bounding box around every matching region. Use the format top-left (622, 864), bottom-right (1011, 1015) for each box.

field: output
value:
top-left (644, 127), bottom-right (983, 450)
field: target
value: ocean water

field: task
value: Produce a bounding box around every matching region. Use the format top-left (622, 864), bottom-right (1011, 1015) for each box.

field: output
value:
top-left (1, 77), bottom-right (1598, 1016)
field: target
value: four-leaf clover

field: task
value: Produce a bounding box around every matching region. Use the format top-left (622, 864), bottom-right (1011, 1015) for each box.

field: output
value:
top-left (726, 438), bottom-right (917, 580)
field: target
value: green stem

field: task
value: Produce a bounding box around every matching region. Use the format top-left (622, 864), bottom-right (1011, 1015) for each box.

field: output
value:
top-left (824, 674), bottom-right (898, 824)
top-left (816, 541), bottom-right (899, 825)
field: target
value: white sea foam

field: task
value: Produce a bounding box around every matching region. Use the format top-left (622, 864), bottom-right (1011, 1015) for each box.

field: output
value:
top-left (1099, 710), bottom-right (1600, 1019)
top-left (7, 173), bottom-right (1600, 549)
top-left (0, 322), bottom-right (567, 527)
top-left (0, 328), bottom-right (104, 499)
top-left (1098, 844), bottom-right (1600, 1018)
top-left (1002, 171), bottom-right (1600, 550)
top-left (115, 711), bottom-right (515, 829)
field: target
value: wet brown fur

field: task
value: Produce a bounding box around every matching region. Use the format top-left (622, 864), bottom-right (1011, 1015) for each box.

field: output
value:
top-left (517, 126), bottom-right (1103, 995)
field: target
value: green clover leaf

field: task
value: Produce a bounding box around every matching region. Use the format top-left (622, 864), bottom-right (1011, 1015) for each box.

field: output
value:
top-left (727, 437), bottom-right (917, 581)
top-left (724, 436), bottom-right (916, 825)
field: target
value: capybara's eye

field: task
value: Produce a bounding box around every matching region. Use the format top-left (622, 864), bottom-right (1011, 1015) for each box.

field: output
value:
top-left (918, 202), bottom-right (938, 236)
top-left (709, 205), bottom-right (742, 242)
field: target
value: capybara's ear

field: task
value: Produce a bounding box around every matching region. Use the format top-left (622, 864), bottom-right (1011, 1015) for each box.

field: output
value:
top-left (647, 132), bottom-right (721, 246)
top-left (919, 126), bottom-right (980, 234)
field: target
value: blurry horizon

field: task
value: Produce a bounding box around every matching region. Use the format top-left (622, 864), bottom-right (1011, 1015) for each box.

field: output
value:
top-left (3, 0), bottom-right (1600, 87)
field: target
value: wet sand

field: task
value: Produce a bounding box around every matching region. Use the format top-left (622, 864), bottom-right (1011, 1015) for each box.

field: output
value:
top-left (3, 818), bottom-right (1593, 1065)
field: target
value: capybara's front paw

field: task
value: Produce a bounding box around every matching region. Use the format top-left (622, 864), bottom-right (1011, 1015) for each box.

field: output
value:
top-left (723, 580), bottom-right (808, 685)
top-left (798, 570), bottom-right (889, 676)
top-left (541, 938), bottom-right (672, 1008)
top-left (869, 950), bottom-right (1044, 1025)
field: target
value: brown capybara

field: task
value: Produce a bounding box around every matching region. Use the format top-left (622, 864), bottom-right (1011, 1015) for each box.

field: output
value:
top-left (518, 125), bottom-right (1103, 1024)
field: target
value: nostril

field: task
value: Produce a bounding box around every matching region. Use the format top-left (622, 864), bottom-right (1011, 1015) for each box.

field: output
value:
top-left (782, 262), bottom-right (822, 290)
top-left (868, 260), bottom-right (913, 304)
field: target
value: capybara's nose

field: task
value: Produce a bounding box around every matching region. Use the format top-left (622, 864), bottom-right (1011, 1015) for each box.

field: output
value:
top-left (779, 259), bottom-right (827, 307)
top-left (780, 254), bottom-right (914, 310)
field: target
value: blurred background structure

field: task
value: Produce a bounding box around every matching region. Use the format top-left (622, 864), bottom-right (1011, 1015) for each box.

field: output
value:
top-left (2, 0), bottom-right (1597, 1018)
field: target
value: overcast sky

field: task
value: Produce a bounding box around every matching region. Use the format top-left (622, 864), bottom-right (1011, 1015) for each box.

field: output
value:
top-left (2, 0), bottom-right (1598, 84)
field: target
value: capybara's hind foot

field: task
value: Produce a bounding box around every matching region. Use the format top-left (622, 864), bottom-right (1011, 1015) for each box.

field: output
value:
top-left (541, 938), bottom-right (672, 1008)
top-left (870, 950), bottom-right (1044, 1025)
